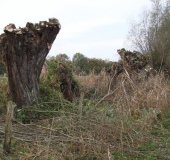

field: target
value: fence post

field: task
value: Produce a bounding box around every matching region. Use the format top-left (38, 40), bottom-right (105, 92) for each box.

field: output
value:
top-left (3, 101), bottom-right (16, 153)
top-left (79, 92), bottom-right (84, 119)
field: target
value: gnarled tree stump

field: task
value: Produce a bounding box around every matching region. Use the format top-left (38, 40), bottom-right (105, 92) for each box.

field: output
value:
top-left (0, 18), bottom-right (61, 108)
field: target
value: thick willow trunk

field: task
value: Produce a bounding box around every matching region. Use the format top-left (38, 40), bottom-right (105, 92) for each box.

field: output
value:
top-left (0, 18), bottom-right (61, 108)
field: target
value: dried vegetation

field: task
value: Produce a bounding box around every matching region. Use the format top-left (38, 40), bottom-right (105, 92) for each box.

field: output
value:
top-left (0, 50), bottom-right (170, 159)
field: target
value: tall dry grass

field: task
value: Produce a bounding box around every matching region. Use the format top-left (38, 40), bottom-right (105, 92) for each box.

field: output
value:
top-left (75, 71), bottom-right (170, 129)
top-left (1, 71), bottom-right (170, 159)
top-left (74, 70), bottom-right (110, 100)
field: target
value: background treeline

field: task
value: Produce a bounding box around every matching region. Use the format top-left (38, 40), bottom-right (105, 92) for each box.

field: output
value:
top-left (72, 53), bottom-right (113, 74)
top-left (0, 53), bottom-right (113, 76)
top-left (47, 53), bottom-right (113, 75)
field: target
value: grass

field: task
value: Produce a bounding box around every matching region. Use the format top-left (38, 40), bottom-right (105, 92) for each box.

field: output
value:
top-left (0, 72), bottom-right (170, 159)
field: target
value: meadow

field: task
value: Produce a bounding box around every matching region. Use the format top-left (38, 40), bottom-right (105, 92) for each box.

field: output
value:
top-left (0, 70), bottom-right (170, 160)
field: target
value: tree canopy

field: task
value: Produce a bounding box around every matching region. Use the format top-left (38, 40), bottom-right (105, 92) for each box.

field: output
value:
top-left (72, 53), bottom-right (113, 74)
top-left (128, 0), bottom-right (170, 72)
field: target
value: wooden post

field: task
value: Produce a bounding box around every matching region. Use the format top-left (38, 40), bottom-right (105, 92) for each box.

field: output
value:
top-left (79, 92), bottom-right (84, 118)
top-left (3, 101), bottom-right (16, 153)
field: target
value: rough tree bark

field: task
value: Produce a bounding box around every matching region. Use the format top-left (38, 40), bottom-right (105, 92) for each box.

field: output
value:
top-left (0, 18), bottom-right (61, 108)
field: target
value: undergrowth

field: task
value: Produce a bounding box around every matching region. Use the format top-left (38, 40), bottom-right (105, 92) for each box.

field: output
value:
top-left (0, 71), bottom-right (170, 159)
top-left (0, 76), bottom-right (9, 115)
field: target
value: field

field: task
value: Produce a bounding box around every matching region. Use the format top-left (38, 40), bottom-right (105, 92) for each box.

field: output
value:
top-left (0, 72), bottom-right (170, 160)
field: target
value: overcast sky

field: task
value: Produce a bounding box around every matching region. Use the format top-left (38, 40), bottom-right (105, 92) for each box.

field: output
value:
top-left (0, 0), bottom-right (152, 61)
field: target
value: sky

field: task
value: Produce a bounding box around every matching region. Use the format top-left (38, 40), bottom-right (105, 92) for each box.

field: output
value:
top-left (0, 0), bottom-right (152, 61)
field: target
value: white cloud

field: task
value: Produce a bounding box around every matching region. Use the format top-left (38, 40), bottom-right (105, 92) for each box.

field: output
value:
top-left (59, 17), bottom-right (122, 39)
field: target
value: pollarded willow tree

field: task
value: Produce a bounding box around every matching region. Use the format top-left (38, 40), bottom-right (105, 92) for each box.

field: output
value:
top-left (0, 18), bottom-right (61, 108)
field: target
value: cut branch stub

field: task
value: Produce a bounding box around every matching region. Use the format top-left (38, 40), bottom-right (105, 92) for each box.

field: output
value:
top-left (0, 18), bottom-right (61, 108)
